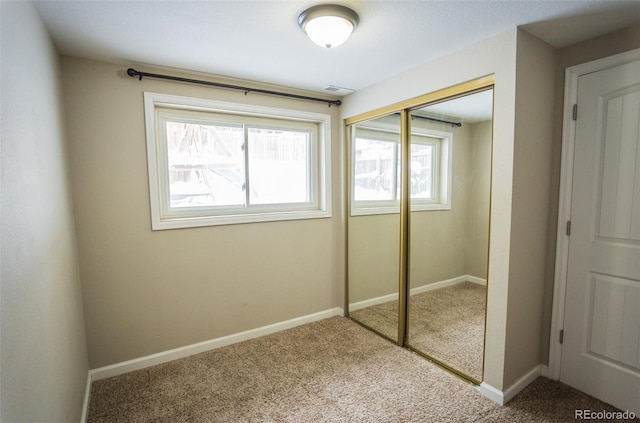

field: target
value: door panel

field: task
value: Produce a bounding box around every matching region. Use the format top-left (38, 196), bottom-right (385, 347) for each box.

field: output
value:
top-left (561, 58), bottom-right (640, 414)
top-left (598, 89), bottom-right (640, 241)
top-left (588, 273), bottom-right (640, 370)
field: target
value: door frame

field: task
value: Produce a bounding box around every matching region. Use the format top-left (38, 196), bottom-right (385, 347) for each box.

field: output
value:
top-left (548, 48), bottom-right (640, 380)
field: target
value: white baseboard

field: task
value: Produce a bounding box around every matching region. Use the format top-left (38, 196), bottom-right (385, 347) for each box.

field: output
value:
top-left (349, 275), bottom-right (487, 311)
top-left (477, 364), bottom-right (541, 405)
top-left (90, 307), bottom-right (344, 382)
top-left (502, 365), bottom-right (541, 403)
top-left (477, 381), bottom-right (505, 405)
top-left (466, 275), bottom-right (487, 286)
top-left (410, 275), bottom-right (469, 296)
top-left (540, 364), bottom-right (550, 378)
top-left (81, 371), bottom-right (92, 423)
top-left (349, 292), bottom-right (398, 311)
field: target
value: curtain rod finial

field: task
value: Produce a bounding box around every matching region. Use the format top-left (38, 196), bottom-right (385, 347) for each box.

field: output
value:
top-left (127, 68), bottom-right (142, 80)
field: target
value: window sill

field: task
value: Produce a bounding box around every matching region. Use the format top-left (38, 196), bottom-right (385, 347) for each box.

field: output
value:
top-left (152, 209), bottom-right (332, 230)
top-left (350, 203), bottom-right (451, 217)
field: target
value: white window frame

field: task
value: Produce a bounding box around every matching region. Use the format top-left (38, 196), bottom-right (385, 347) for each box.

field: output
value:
top-left (350, 122), bottom-right (452, 216)
top-left (144, 92), bottom-right (331, 230)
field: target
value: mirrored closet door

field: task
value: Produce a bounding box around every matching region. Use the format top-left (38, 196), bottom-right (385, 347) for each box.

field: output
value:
top-left (347, 112), bottom-right (402, 343)
top-left (346, 77), bottom-right (494, 384)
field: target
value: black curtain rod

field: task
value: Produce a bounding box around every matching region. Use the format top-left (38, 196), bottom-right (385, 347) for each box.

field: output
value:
top-left (413, 114), bottom-right (462, 127)
top-left (394, 112), bottom-right (461, 127)
top-left (126, 68), bottom-right (342, 107)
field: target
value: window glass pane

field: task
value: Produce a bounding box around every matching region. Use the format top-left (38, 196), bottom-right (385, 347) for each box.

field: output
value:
top-left (353, 138), bottom-right (396, 201)
top-left (166, 121), bottom-right (245, 208)
top-left (247, 128), bottom-right (311, 205)
top-left (410, 142), bottom-right (434, 199)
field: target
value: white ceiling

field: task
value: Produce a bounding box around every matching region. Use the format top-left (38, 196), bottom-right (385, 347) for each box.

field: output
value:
top-left (417, 89), bottom-right (494, 123)
top-left (34, 0), bottom-right (640, 95)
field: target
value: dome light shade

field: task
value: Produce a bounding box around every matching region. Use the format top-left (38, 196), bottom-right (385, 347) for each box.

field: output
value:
top-left (298, 4), bottom-right (359, 49)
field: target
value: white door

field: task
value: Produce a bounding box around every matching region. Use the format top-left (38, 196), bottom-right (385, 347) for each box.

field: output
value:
top-left (561, 58), bottom-right (640, 415)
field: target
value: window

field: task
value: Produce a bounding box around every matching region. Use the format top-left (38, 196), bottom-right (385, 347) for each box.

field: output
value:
top-left (351, 123), bottom-right (451, 215)
top-left (144, 93), bottom-right (331, 229)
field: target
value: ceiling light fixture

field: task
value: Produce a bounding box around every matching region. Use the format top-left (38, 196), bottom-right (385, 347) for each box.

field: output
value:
top-left (298, 4), bottom-right (359, 49)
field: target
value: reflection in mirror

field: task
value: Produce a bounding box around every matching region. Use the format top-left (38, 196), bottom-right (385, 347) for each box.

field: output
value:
top-left (347, 113), bottom-right (401, 343)
top-left (406, 89), bottom-right (493, 382)
top-left (346, 81), bottom-right (493, 383)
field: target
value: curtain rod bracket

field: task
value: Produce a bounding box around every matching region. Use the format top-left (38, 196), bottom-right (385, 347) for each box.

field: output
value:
top-left (126, 67), bottom-right (341, 107)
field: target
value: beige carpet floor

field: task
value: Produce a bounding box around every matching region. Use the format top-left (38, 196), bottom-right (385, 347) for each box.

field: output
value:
top-left (349, 281), bottom-right (486, 380)
top-left (88, 316), bottom-right (635, 422)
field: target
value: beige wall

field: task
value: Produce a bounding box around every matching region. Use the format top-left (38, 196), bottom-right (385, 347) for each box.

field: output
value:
top-left (0, 2), bottom-right (89, 421)
top-left (539, 24), bottom-right (640, 365)
top-left (343, 28), bottom-right (518, 389)
top-left (502, 29), bottom-right (556, 387)
top-left (61, 57), bottom-right (344, 368)
top-left (348, 214), bottom-right (400, 302)
top-left (466, 121), bottom-right (492, 278)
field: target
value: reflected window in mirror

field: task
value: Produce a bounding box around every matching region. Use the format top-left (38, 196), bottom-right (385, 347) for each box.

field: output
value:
top-left (351, 123), bottom-right (452, 216)
top-left (352, 135), bottom-right (398, 203)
